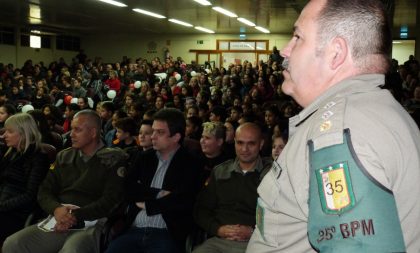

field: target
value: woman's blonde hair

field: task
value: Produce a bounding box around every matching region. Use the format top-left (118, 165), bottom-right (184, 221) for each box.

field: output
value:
top-left (4, 113), bottom-right (42, 152)
top-left (202, 122), bottom-right (226, 140)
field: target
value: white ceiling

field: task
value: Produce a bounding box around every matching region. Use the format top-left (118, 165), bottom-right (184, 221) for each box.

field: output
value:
top-left (0, 0), bottom-right (417, 38)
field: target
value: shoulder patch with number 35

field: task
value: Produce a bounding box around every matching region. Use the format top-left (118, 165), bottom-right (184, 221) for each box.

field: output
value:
top-left (316, 162), bottom-right (355, 214)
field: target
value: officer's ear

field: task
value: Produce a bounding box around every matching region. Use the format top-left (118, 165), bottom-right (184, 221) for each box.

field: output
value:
top-left (91, 127), bottom-right (98, 139)
top-left (329, 36), bottom-right (348, 70)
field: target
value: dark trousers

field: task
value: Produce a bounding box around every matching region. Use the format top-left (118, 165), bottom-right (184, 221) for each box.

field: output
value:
top-left (105, 227), bottom-right (179, 253)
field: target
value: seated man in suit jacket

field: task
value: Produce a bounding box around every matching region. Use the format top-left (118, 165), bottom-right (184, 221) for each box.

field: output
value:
top-left (105, 108), bottom-right (204, 253)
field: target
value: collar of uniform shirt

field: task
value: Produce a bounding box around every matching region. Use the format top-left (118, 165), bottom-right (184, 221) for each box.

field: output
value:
top-left (78, 140), bottom-right (105, 162)
top-left (233, 156), bottom-right (264, 174)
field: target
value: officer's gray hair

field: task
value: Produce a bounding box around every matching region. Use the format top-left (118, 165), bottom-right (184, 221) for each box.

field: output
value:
top-left (74, 109), bottom-right (101, 138)
top-left (315, 0), bottom-right (392, 73)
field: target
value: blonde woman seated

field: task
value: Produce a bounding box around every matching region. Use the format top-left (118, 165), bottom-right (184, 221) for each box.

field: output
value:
top-left (0, 113), bottom-right (50, 242)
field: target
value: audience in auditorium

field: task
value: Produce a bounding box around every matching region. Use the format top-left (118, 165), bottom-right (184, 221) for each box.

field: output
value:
top-left (0, 49), bottom-right (418, 252)
top-left (0, 104), bottom-right (16, 129)
top-left (271, 133), bottom-right (287, 161)
top-left (199, 122), bottom-right (234, 185)
top-left (112, 117), bottom-right (138, 150)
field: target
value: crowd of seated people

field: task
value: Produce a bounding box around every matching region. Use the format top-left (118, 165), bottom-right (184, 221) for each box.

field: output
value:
top-left (0, 54), bottom-right (300, 140)
top-left (0, 52), bottom-right (418, 252)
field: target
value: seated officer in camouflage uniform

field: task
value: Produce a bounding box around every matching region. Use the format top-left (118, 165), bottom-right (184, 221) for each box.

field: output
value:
top-left (3, 109), bottom-right (127, 253)
top-left (193, 122), bottom-right (271, 253)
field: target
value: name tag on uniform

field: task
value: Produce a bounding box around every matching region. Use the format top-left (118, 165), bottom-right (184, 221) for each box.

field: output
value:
top-left (315, 162), bottom-right (355, 214)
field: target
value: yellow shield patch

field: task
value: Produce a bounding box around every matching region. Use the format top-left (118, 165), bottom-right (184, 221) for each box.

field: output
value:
top-left (316, 162), bottom-right (355, 214)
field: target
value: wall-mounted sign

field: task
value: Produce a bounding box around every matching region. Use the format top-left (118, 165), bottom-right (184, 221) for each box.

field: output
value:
top-left (217, 40), bottom-right (268, 51)
top-left (256, 41), bottom-right (267, 50)
top-left (219, 41), bottom-right (229, 50)
top-left (230, 41), bottom-right (256, 50)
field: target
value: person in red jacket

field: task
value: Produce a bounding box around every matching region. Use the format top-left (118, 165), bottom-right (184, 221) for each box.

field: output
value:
top-left (105, 70), bottom-right (121, 93)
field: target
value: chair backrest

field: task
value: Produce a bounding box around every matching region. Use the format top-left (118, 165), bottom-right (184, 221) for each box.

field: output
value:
top-left (183, 138), bottom-right (202, 156)
top-left (39, 143), bottom-right (57, 164)
top-left (50, 131), bottom-right (64, 151)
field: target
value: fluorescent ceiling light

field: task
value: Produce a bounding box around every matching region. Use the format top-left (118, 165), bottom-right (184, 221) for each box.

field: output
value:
top-left (237, 17), bottom-right (255, 27)
top-left (169, 19), bottom-right (193, 27)
top-left (29, 4), bottom-right (41, 19)
top-left (392, 41), bottom-right (402, 44)
top-left (194, 0), bottom-right (212, 6)
top-left (29, 4), bottom-right (41, 24)
top-left (212, 7), bottom-right (237, 18)
top-left (29, 17), bottom-right (41, 24)
top-left (98, 0), bottom-right (127, 7)
top-left (255, 26), bottom-right (270, 33)
top-left (132, 8), bottom-right (166, 18)
top-left (195, 26), bottom-right (215, 33)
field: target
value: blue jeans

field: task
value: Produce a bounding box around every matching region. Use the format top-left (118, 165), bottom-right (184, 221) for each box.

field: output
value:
top-left (104, 227), bottom-right (179, 253)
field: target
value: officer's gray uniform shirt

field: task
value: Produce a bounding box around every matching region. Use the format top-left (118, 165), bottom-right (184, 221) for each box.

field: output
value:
top-left (246, 74), bottom-right (420, 253)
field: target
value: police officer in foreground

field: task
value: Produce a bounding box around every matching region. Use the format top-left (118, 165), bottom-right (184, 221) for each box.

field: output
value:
top-left (246, 0), bottom-right (420, 252)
